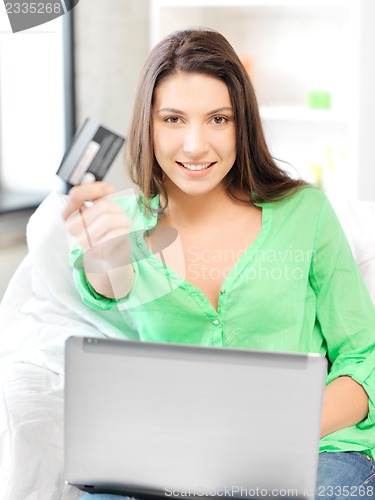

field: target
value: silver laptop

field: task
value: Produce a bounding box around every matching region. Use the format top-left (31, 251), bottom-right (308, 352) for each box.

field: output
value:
top-left (64, 336), bottom-right (327, 499)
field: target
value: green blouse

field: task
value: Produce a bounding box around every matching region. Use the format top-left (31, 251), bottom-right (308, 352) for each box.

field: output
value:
top-left (70, 186), bottom-right (375, 458)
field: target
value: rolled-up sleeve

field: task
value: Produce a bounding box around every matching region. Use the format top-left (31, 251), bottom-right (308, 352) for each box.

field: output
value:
top-left (69, 247), bottom-right (120, 311)
top-left (310, 196), bottom-right (375, 427)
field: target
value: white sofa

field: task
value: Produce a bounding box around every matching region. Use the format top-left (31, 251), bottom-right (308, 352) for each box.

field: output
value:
top-left (0, 191), bottom-right (374, 500)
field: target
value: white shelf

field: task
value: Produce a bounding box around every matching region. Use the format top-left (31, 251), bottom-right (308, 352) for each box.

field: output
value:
top-left (153, 0), bottom-right (349, 8)
top-left (260, 106), bottom-right (348, 124)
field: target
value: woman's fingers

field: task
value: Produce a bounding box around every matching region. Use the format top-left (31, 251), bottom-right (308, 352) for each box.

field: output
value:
top-left (65, 197), bottom-right (132, 252)
top-left (62, 181), bottom-right (115, 220)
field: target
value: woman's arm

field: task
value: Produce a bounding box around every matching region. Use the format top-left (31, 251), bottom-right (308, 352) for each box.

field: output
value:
top-left (320, 376), bottom-right (369, 438)
top-left (64, 182), bottom-right (134, 299)
top-left (83, 244), bottom-right (135, 299)
top-left (309, 193), bottom-right (375, 439)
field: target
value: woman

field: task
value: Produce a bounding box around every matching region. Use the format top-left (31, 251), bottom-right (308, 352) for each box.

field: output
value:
top-left (63, 29), bottom-right (375, 499)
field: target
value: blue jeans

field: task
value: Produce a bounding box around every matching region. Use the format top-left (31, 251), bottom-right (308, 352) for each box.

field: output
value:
top-left (80, 451), bottom-right (375, 499)
top-left (315, 452), bottom-right (374, 499)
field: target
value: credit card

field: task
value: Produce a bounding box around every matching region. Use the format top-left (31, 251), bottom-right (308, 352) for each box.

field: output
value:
top-left (56, 118), bottom-right (125, 185)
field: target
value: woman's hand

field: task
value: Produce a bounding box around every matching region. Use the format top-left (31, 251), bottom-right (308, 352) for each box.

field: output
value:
top-left (63, 182), bottom-right (135, 299)
top-left (62, 181), bottom-right (115, 225)
top-left (64, 182), bottom-right (127, 253)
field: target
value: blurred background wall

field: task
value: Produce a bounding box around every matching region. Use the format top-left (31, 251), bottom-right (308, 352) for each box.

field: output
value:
top-left (0, 0), bottom-right (149, 300)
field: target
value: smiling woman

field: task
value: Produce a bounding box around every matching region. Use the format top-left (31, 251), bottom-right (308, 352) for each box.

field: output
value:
top-left (152, 72), bottom-right (236, 198)
top-left (126, 28), bottom-right (305, 218)
top-left (62, 28), bottom-right (375, 500)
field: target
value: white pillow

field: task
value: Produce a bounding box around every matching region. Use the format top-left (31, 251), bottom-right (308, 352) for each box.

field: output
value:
top-left (329, 196), bottom-right (375, 305)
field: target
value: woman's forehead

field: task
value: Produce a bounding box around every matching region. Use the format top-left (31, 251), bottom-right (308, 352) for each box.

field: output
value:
top-left (153, 71), bottom-right (232, 112)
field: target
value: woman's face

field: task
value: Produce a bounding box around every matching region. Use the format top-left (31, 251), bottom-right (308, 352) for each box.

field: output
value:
top-left (152, 71), bottom-right (236, 198)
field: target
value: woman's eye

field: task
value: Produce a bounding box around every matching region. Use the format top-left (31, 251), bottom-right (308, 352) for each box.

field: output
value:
top-left (165, 116), bottom-right (181, 124)
top-left (211, 116), bottom-right (228, 125)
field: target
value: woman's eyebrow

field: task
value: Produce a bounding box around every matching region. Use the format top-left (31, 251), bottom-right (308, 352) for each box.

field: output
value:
top-left (156, 107), bottom-right (185, 115)
top-left (207, 106), bottom-right (233, 115)
top-left (156, 106), bottom-right (233, 115)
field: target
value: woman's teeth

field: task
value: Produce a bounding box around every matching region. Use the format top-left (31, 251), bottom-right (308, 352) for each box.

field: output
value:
top-left (179, 162), bottom-right (213, 171)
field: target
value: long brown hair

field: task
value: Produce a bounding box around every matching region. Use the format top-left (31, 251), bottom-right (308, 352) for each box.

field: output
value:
top-left (126, 28), bottom-right (306, 216)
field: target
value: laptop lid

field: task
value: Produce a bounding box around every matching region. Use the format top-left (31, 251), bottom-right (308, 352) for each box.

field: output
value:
top-left (64, 336), bottom-right (327, 499)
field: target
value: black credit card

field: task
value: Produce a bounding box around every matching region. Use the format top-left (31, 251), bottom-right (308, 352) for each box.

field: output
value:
top-left (56, 118), bottom-right (125, 185)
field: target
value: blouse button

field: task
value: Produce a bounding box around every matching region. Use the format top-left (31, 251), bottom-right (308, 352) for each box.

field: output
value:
top-left (219, 289), bottom-right (226, 294)
top-left (213, 319), bottom-right (220, 326)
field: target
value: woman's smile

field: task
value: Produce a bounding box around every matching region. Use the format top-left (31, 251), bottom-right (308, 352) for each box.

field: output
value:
top-left (177, 161), bottom-right (217, 174)
top-left (152, 71), bottom-right (236, 197)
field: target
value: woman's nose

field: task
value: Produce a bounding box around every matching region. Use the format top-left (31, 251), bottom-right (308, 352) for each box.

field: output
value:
top-left (182, 125), bottom-right (209, 157)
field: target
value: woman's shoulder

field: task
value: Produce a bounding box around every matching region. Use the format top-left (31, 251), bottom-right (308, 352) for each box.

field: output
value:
top-left (259, 185), bottom-right (344, 248)
top-left (284, 185), bottom-right (327, 207)
top-left (262, 185), bottom-right (338, 238)
top-left (264, 185), bottom-right (328, 216)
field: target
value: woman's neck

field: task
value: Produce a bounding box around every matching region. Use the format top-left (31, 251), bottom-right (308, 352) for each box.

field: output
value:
top-left (161, 183), bottom-right (248, 229)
